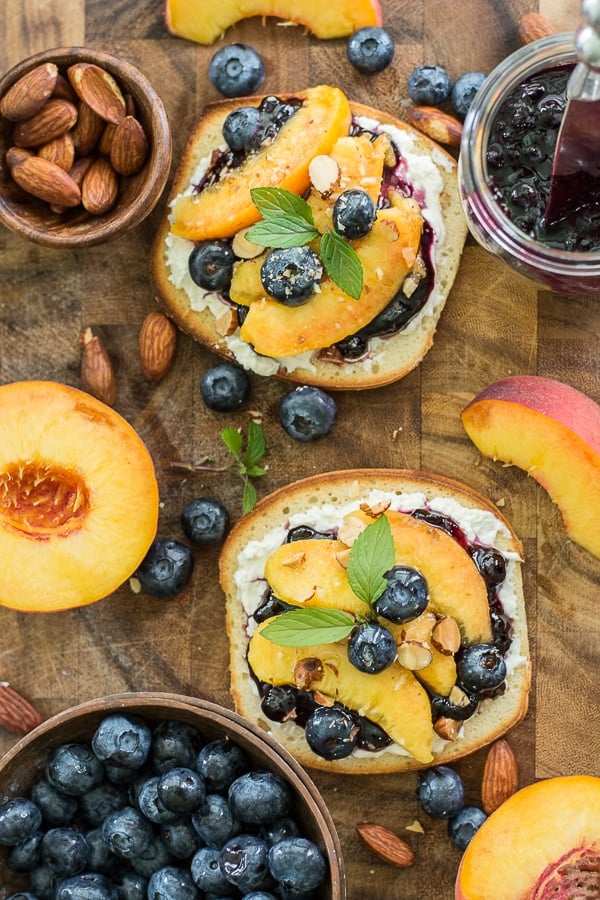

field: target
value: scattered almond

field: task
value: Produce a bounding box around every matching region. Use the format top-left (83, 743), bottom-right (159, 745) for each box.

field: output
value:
top-left (139, 311), bottom-right (177, 384)
top-left (110, 115), bottom-right (149, 176)
top-left (356, 822), bottom-right (415, 867)
top-left (67, 62), bottom-right (127, 124)
top-left (408, 106), bottom-right (463, 148)
top-left (397, 640), bottom-right (433, 670)
top-left (81, 157), bottom-right (119, 215)
top-left (0, 62), bottom-right (58, 122)
top-left (80, 327), bottom-right (117, 406)
top-left (431, 616), bottom-right (461, 655)
top-left (0, 683), bottom-right (42, 735)
top-left (518, 12), bottom-right (557, 45)
top-left (481, 738), bottom-right (519, 814)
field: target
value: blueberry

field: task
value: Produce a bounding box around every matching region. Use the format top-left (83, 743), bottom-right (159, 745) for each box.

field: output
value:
top-left (222, 105), bottom-right (261, 151)
top-left (6, 829), bottom-right (43, 871)
top-left (356, 717), bottom-right (393, 751)
top-left (84, 827), bottom-right (117, 876)
top-left (304, 706), bottom-right (360, 760)
top-left (456, 643), bottom-right (507, 694)
top-left (79, 781), bottom-right (128, 826)
top-left (46, 745), bottom-right (104, 798)
top-left (135, 538), bottom-right (194, 599)
top-left (190, 845), bottom-right (237, 895)
top-left (333, 189), bottom-right (376, 242)
top-left (146, 865), bottom-right (198, 900)
top-left (6, 893), bottom-right (40, 900)
top-left (151, 720), bottom-right (202, 773)
top-left (430, 687), bottom-right (478, 722)
top-left (452, 71), bottom-right (486, 117)
top-left (29, 863), bottom-right (59, 899)
top-left (209, 43), bottom-right (265, 98)
top-left (188, 240), bottom-right (235, 293)
top-left (92, 714), bottom-right (152, 771)
top-left (228, 771), bottom-right (292, 825)
top-left (279, 386), bottom-right (337, 442)
top-left (160, 819), bottom-right (202, 859)
top-left (129, 833), bottom-right (173, 878)
top-left (0, 797), bottom-right (42, 848)
top-left (30, 779), bottom-right (78, 827)
top-left (41, 827), bottom-right (89, 876)
top-left (54, 872), bottom-right (118, 900)
top-left (347, 622), bottom-right (397, 674)
top-left (260, 247), bottom-right (323, 305)
top-left (268, 836), bottom-right (327, 892)
top-left (191, 793), bottom-right (240, 848)
top-left (447, 805), bottom-right (488, 850)
top-left (219, 833), bottom-right (271, 892)
top-left (374, 565), bottom-right (429, 624)
top-left (243, 894), bottom-right (278, 900)
top-left (137, 777), bottom-right (181, 825)
top-left (346, 26), bottom-right (395, 74)
top-left (181, 497), bottom-right (230, 545)
top-left (416, 766), bottom-right (465, 819)
top-left (260, 815), bottom-right (300, 847)
top-left (112, 871), bottom-right (148, 900)
top-left (195, 738), bottom-right (249, 793)
top-left (470, 547), bottom-right (506, 589)
top-left (101, 806), bottom-right (153, 859)
top-left (157, 766), bottom-right (206, 814)
top-left (200, 361), bottom-right (250, 412)
top-left (407, 64), bottom-right (452, 105)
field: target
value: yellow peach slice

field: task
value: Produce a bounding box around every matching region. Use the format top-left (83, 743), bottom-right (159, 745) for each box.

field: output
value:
top-left (235, 197), bottom-right (423, 357)
top-left (455, 775), bottom-right (600, 899)
top-left (164, 0), bottom-right (382, 45)
top-left (248, 620), bottom-right (435, 763)
top-left (171, 84), bottom-right (352, 241)
top-left (461, 375), bottom-right (600, 559)
top-left (0, 381), bottom-right (159, 612)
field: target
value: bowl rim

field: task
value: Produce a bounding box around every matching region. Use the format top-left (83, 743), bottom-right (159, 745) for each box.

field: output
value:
top-left (0, 46), bottom-right (172, 247)
top-left (0, 691), bottom-right (347, 898)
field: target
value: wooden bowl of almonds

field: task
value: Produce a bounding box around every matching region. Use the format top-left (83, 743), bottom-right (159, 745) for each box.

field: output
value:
top-left (0, 47), bottom-right (171, 247)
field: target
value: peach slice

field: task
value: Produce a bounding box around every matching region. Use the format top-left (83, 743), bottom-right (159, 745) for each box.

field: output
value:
top-left (455, 775), bottom-right (600, 899)
top-left (171, 84), bottom-right (352, 242)
top-left (461, 375), bottom-right (600, 558)
top-left (248, 620), bottom-right (435, 763)
top-left (0, 381), bottom-right (159, 612)
top-left (164, 0), bottom-right (382, 45)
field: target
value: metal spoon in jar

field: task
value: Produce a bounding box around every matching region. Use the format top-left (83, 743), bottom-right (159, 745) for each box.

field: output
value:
top-left (543, 0), bottom-right (600, 227)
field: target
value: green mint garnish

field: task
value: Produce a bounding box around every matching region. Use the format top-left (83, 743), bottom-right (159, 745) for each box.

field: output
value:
top-left (260, 516), bottom-right (396, 646)
top-left (245, 186), bottom-right (364, 300)
top-left (220, 420), bottom-right (267, 513)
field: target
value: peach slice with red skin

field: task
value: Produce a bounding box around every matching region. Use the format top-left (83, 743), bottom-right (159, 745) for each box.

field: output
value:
top-left (0, 381), bottom-right (159, 612)
top-left (171, 84), bottom-right (352, 242)
top-left (164, 0), bottom-right (382, 45)
top-left (461, 375), bottom-right (600, 558)
top-left (455, 775), bottom-right (600, 899)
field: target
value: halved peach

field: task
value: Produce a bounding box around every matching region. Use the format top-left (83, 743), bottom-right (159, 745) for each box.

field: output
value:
top-left (164, 0), bottom-right (382, 45)
top-left (0, 381), bottom-right (159, 612)
top-left (461, 375), bottom-right (600, 558)
top-left (455, 775), bottom-right (600, 899)
top-left (171, 84), bottom-right (352, 242)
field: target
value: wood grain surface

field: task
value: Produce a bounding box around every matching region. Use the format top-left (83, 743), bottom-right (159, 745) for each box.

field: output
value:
top-left (0, 1), bottom-right (595, 898)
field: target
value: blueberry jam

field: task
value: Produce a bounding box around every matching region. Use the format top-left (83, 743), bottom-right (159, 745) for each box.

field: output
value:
top-left (486, 63), bottom-right (600, 250)
top-left (251, 507), bottom-right (514, 758)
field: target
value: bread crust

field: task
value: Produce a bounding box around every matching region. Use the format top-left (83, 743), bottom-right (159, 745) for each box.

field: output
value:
top-left (219, 469), bottom-right (530, 774)
top-left (150, 91), bottom-right (467, 390)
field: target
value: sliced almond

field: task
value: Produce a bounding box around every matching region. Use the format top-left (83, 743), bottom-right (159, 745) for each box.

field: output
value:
top-left (431, 616), bottom-right (462, 655)
top-left (308, 153), bottom-right (339, 194)
top-left (110, 115), bottom-right (149, 176)
top-left (356, 823), bottom-right (415, 867)
top-left (0, 62), bottom-right (58, 122)
top-left (232, 227), bottom-right (264, 259)
top-left (215, 307), bottom-right (239, 337)
top-left (448, 684), bottom-right (473, 709)
top-left (360, 499), bottom-right (391, 518)
top-left (12, 98), bottom-right (78, 148)
top-left (337, 513), bottom-right (367, 548)
top-left (67, 62), bottom-right (126, 125)
top-left (397, 640), bottom-right (433, 671)
top-left (293, 657), bottom-right (324, 690)
top-left (434, 716), bottom-right (461, 741)
top-left (280, 551), bottom-right (306, 568)
top-left (334, 547), bottom-right (352, 568)
top-left (81, 157), bottom-right (119, 215)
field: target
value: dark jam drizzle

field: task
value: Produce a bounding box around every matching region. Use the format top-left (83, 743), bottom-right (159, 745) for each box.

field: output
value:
top-left (250, 508), bottom-right (514, 753)
top-left (486, 63), bottom-right (600, 251)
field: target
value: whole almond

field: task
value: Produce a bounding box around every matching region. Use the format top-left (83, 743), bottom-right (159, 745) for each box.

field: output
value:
top-left (81, 157), bottom-right (119, 215)
top-left (38, 131), bottom-right (76, 172)
top-left (69, 155), bottom-right (95, 188)
top-left (98, 122), bottom-right (117, 156)
top-left (52, 73), bottom-right (78, 103)
top-left (139, 311), bottom-right (177, 383)
top-left (110, 115), bottom-right (149, 176)
top-left (481, 738), bottom-right (519, 814)
top-left (9, 154), bottom-right (81, 207)
top-left (12, 98), bottom-right (78, 148)
top-left (518, 12), bottom-right (557, 45)
top-left (408, 106), bottom-right (463, 148)
top-left (0, 683), bottom-right (42, 735)
top-left (0, 62), bottom-right (58, 122)
top-left (72, 100), bottom-right (105, 156)
top-left (356, 823), bottom-right (415, 867)
top-left (81, 327), bottom-right (117, 406)
top-left (67, 62), bottom-right (126, 125)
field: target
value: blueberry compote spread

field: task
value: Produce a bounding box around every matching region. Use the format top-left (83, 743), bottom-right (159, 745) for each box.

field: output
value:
top-left (486, 64), bottom-right (600, 251)
top-left (250, 508), bottom-right (514, 762)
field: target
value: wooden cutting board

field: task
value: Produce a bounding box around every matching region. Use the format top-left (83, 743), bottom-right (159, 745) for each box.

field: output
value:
top-left (0, 1), bottom-right (595, 898)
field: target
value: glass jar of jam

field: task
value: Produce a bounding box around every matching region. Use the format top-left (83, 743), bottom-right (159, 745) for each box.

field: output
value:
top-left (459, 33), bottom-right (600, 294)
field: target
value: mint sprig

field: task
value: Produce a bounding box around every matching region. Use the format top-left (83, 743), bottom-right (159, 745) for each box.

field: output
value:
top-left (260, 516), bottom-right (395, 646)
top-left (245, 187), bottom-right (364, 300)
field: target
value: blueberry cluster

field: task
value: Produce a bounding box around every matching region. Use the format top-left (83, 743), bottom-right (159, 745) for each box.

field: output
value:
top-left (407, 64), bottom-right (486, 118)
top-left (416, 766), bottom-right (487, 851)
top-left (0, 714), bottom-right (328, 899)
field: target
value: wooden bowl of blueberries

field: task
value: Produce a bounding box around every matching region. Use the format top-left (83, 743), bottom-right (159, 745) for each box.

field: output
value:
top-left (0, 46), bottom-right (171, 248)
top-left (0, 692), bottom-right (345, 898)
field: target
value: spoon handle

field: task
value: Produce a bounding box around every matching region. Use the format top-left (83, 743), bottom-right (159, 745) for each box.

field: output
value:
top-left (570, 0), bottom-right (600, 99)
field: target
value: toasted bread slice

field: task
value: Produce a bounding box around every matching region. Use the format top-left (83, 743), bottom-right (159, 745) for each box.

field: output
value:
top-left (150, 88), bottom-right (467, 390)
top-left (219, 469), bottom-right (530, 774)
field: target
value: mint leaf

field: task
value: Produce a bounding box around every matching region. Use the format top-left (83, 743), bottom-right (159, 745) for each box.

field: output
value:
top-left (347, 516), bottom-right (395, 606)
top-left (245, 219), bottom-right (319, 249)
top-left (219, 422), bottom-right (267, 514)
top-left (220, 427), bottom-right (243, 458)
top-left (243, 420), bottom-right (266, 469)
top-left (242, 480), bottom-right (257, 515)
top-left (320, 231), bottom-right (363, 300)
top-left (250, 187), bottom-right (315, 224)
top-left (261, 608), bottom-right (355, 647)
